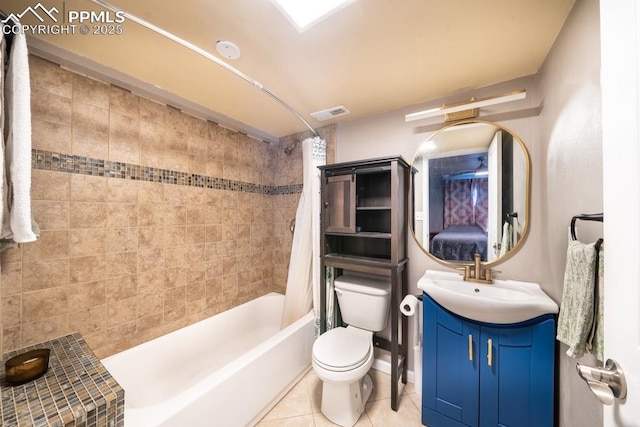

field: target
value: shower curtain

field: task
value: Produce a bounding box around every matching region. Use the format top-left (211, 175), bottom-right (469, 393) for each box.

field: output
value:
top-left (281, 137), bottom-right (326, 331)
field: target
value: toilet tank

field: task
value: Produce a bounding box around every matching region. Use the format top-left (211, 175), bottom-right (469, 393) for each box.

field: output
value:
top-left (334, 272), bottom-right (392, 332)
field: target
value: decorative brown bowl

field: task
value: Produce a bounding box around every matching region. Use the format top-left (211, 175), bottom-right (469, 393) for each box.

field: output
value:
top-left (4, 349), bottom-right (50, 386)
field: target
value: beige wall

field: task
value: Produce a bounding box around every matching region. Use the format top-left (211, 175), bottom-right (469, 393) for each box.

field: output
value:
top-left (538, 0), bottom-right (604, 425)
top-left (336, 0), bottom-right (602, 425)
top-left (0, 56), bottom-right (335, 359)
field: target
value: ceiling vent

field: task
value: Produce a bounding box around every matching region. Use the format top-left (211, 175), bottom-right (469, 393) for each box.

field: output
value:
top-left (311, 105), bottom-right (351, 121)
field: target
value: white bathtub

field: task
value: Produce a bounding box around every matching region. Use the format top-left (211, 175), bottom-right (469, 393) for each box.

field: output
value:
top-left (102, 293), bottom-right (315, 427)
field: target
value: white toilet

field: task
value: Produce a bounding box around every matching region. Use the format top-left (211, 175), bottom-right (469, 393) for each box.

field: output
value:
top-left (312, 272), bottom-right (392, 427)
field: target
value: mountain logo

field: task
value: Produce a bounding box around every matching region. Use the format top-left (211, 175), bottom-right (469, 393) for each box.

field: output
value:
top-left (1, 3), bottom-right (59, 24)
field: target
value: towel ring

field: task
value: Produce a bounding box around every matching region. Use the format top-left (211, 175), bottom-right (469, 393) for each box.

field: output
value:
top-left (570, 213), bottom-right (603, 241)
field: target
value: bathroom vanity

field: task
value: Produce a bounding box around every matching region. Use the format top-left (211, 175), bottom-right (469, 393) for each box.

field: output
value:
top-left (418, 270), bottom-right (558, 427)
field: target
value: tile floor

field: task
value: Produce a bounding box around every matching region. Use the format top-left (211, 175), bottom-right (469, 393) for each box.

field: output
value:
top-left (257, 368), bottom-right (423, 426)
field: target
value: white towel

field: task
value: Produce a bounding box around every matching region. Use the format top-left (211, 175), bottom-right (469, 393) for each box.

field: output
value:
top-left (556, 235), bottom-right (598, 358)
top-left (499, 221), bottom-right (512, 256)
top-left (3, 31), bottom-right (36, 243)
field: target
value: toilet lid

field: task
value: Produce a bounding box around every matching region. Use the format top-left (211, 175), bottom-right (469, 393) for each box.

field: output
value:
top-left (313, 328), bottom-right (371, 371)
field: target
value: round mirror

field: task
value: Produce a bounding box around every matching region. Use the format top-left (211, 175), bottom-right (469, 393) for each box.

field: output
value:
top-left (410, 120), bottom-right (530, 267)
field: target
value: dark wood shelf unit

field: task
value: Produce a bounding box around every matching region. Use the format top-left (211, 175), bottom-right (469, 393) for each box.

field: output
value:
top-left (319, 156), bottom-right (410, 412)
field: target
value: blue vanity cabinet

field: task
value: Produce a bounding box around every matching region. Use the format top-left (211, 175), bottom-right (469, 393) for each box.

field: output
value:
top-left (422, 294), bottom-right (556, 427)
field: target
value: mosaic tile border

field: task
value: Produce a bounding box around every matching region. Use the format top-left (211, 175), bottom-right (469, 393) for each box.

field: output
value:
top-left (32, 149), bottom-right (303, 196)
top-left (1, 333), bottom-right (124, 427)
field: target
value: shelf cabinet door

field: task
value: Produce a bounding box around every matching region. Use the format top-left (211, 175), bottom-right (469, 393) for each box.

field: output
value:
top-left (424, 296), bottom-right (480, 427)
top-left (479, 320), bottom-right (555, 427)
top-left (324, 174), bottom-right (356, 233)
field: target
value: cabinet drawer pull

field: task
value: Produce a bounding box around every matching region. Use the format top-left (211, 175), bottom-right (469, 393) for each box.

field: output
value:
top-left (487, 339), bottom-right (493, 366)
top-left (468, 334), bottom-right (473, 361)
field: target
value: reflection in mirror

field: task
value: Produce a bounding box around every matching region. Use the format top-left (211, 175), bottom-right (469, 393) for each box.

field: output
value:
top-left (411, 120), bottom-right (529, 267)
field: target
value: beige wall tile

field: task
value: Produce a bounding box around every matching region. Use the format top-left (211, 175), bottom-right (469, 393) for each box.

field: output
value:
top-left (1, 262), bottom-right (22, 296)
top-left (23, 259), bottom-right (68, 292)
top-left (69, 255), bottom-right (106, 284)
top-left (72, 101), bottom-right (109, 158)
top-left (70, 202), bottom-right (108, 228)
top-left (3, 325), bottom-right (21, 351)
top-left (165, 205), bottom-right (186, 226)
top-left (71, 174), bottom-right (108, 202)
top-left (138, 248), bottom-right (165, 273)
top-left (164, 266), bottom-right (188, 289)
top-left (138, 205), bottom-right (164, 227)
top-left (32, 170), bottom-right (71, 201)
top-left (31, 88), bottom-right (72, 125)
top-left (23, 230), bottom-right (69, 261)
top-left (73, 74), bottom-right (110, 109)
top-left (22, 314), bottom-right (69, 347)
top-left (109, 111), bottom-right (140, 164)
top-left (164, 286), bottom-right (186, 322)
top-left (165, 226), bottom-right (186, 247)
top-left (105, 228), bottom-right (138, 253)
top-left (32, 119), bottom-right (72, 153)
top-left (106, 252), bottom-right (138, 277)
top-left (138, 227), bottom-right (165, 250)
top-left (138, 293), bottom-right (163, 318)
top-left (138, 182), bottom-right (164, 204)
top-left (32, 201), bottom-right (70, 231)
top-left (69, 305), bottom-right (106, 336)
top-left (69, 228), bottom-right (106, 257)
top-left (107, 179), bottom-right (138, 204)
top-left (69, 280), bottom-right (106, 310)
top-left (23, 288), bottom-right (68, 322)
top-left (107, 203), bottom-right (138, 228)
top-left (165, 245), bottom-right (188, 268)
top-left (29, 56), bottom-right (73, 98)
top-left (139, 97), bottom-right (166, 124)
top-left (107, 297), bottom-right (138, 327)
top-left (106, 275), bottom-right (137, 302)
top-left (110, 86), bottom-right (139, 118)
top-left (2, 295), bottom-right (21, 327)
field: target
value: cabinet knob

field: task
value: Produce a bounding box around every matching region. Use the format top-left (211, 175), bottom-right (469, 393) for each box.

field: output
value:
top-left (324, 201), bottom-right (329, 208)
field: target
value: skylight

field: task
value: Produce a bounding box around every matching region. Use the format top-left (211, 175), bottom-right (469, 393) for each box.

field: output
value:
top-left (273, 0), bottom-right (356, 32)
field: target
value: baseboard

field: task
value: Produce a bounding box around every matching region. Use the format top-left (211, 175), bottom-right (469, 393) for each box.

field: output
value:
top-left (372, 357), bottom-right (416, 385)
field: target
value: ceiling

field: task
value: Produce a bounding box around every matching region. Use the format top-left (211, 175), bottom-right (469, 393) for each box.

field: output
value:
top-left (3, 0), bottom-right (575, 140)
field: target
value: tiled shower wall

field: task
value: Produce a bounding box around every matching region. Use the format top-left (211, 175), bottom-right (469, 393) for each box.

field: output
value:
top-left (0, 56), bottom-right (335, 358)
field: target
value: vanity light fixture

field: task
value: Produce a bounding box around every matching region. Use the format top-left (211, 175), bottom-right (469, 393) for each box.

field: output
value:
top-left (405, 89), bottom-right (527, 123)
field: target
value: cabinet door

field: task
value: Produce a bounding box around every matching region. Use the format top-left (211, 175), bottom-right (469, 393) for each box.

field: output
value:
top-left (324, 174), bottom-right (356, 233)
top-left (424, 296), bottom-right (480, 427)
top-left (479, 319), bottom-right (555, 427)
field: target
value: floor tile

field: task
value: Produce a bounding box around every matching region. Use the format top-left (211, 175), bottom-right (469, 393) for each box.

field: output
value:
top-left (258, 367), bottom-right (422, 426)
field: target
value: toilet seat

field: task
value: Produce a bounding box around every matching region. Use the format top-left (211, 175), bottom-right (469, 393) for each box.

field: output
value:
top-left (312, 327), bottom-right (372, 372)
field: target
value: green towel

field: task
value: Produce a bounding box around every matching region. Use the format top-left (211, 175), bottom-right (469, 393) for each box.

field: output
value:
top-left (556, 236), bottom-right (599, 358)
top-left (591, 247), bottom-right (604, 361)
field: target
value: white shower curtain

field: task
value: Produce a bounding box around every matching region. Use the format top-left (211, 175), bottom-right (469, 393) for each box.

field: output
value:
top-left (281, 137), bottom-right (326, 329)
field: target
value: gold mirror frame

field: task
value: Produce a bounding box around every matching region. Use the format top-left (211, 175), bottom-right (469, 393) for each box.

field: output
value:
top-left (410, 119), bottom-right (531, 268)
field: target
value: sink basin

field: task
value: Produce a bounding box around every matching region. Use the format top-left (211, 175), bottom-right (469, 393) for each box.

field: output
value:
top-left (417, 270), bottom-right (559, 324)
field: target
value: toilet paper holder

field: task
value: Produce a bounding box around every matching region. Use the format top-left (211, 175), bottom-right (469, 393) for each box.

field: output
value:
top-left (576, 359), bottom-right (627, 405)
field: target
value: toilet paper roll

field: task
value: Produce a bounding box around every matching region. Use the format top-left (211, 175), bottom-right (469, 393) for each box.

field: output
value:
top-left (400, 295), bottom-right (419, 317)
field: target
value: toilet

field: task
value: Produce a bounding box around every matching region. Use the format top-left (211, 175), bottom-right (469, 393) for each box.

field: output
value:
top-left (312, 272), bottom-right (392, 427)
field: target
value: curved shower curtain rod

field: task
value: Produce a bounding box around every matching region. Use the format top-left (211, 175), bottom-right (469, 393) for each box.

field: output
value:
top-left (89, 0), bottom-right (320, 139)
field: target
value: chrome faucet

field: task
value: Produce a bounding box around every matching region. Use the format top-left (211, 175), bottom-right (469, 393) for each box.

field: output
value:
top-left (459, 253), bottom-right (494, 284)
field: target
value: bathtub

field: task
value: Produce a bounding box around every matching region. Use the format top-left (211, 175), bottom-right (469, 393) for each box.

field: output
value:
top-left (101, 293), bottom-right (315, 427)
